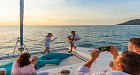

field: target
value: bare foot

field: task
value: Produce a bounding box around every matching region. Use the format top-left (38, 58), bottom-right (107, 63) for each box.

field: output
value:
top-left (68, 50), bottom-right (72, 53)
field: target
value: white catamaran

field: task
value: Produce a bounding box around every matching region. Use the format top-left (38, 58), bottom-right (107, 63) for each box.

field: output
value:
top-left (0, 0), bottom-right (119, 75)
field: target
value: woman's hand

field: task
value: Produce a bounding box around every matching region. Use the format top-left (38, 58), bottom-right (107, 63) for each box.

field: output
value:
top-left (109, 61), bottom-right (115, 70)
top-left (90, 50), bottom-right (100, 61)
top-left (31, 56), bottom-right (38, 66)
top-left (109, 45), bottom-right (119, 59)
top-left (83, 50), bottom-right (100, 68)
top-left (109, 61), bottom-right (113, 68)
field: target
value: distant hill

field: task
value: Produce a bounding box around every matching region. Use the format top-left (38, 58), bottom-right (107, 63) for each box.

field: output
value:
top-left (117, 19), bottom-right (140, 25)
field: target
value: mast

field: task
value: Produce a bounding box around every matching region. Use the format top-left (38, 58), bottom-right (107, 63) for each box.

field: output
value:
top-left (13, 0), bottom-right (27, 54)
top-left (19, 0), bottom-right (24, 50)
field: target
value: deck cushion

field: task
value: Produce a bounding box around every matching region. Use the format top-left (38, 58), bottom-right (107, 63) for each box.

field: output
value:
top-left (36, 52), bottom-right (73, 70)
top-left (39, 52), bottom-right (74, 60)
top-left (0, 62), bottom-right (13, 75)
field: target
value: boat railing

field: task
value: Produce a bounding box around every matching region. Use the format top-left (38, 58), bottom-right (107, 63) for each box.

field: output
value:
top-left (0, 37), bottom-right (68, 58)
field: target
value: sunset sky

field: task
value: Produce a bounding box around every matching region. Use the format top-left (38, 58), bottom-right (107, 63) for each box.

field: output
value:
top-left (0, 0), bottom-right (140, 26)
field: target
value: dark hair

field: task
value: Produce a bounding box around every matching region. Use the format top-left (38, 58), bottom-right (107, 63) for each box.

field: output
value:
top-left (71, 31), bottom-right (75, 33)
top-left (17, 52), bottom-right (31, 68)
top-left (119, 51), bottom-right (140, 75)
top-left (48, 33), bottom-right (52, 35)
top-left (129, 38), bottom-right (140, 48)
top-left (46, 33), bottom-right (52, 37)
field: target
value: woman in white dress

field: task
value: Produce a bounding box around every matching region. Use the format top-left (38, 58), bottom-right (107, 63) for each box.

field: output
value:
top-left (42, 33), bottom-right (57, 54)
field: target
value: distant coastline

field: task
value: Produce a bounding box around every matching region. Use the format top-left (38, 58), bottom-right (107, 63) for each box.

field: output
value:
top-left (117, 19), bottom-right (140, 25)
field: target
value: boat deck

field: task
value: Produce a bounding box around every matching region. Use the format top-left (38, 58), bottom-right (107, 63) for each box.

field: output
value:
top-left (0, 47), bottom-right (119, 75)
top-left (37, 47), bottom-right (115, 74)
top-left (0, 47), bottom-right (86, 75)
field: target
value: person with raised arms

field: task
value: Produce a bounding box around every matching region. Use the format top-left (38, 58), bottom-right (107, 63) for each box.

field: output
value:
top-left (77, 46), bottom-right (140, 75)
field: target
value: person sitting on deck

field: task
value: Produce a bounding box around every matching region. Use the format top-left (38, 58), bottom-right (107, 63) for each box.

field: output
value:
top-left (67, 31), bottom-right (80, 53)
top-left (11, 52), bottom-right (37, 75)
top-left (11, 52), bottom-right (49, 75)
top-left (77, 46), bottom-right (140, 75)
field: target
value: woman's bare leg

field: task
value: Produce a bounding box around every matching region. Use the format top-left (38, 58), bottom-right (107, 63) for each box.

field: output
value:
top-left (42, 47), bottom-right (49, 54)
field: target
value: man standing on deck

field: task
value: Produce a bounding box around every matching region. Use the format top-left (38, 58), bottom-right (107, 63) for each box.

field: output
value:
top-left (67, 31), bottom-right (80, 53)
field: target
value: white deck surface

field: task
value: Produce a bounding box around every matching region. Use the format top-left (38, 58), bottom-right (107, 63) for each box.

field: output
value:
top-left (73, 47), bottom-right (113, 72)
top-left (39, 47), bottom-right (119, 74)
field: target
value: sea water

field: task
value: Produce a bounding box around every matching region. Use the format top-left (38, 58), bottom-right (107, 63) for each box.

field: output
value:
top-left (0, 25), bottom-right (140, 56)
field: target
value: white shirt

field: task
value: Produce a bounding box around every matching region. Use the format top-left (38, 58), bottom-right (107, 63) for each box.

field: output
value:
top-left (68, 34), bottom-right (80, 42)
top-left (77, 66), bottom-right (130, 75)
